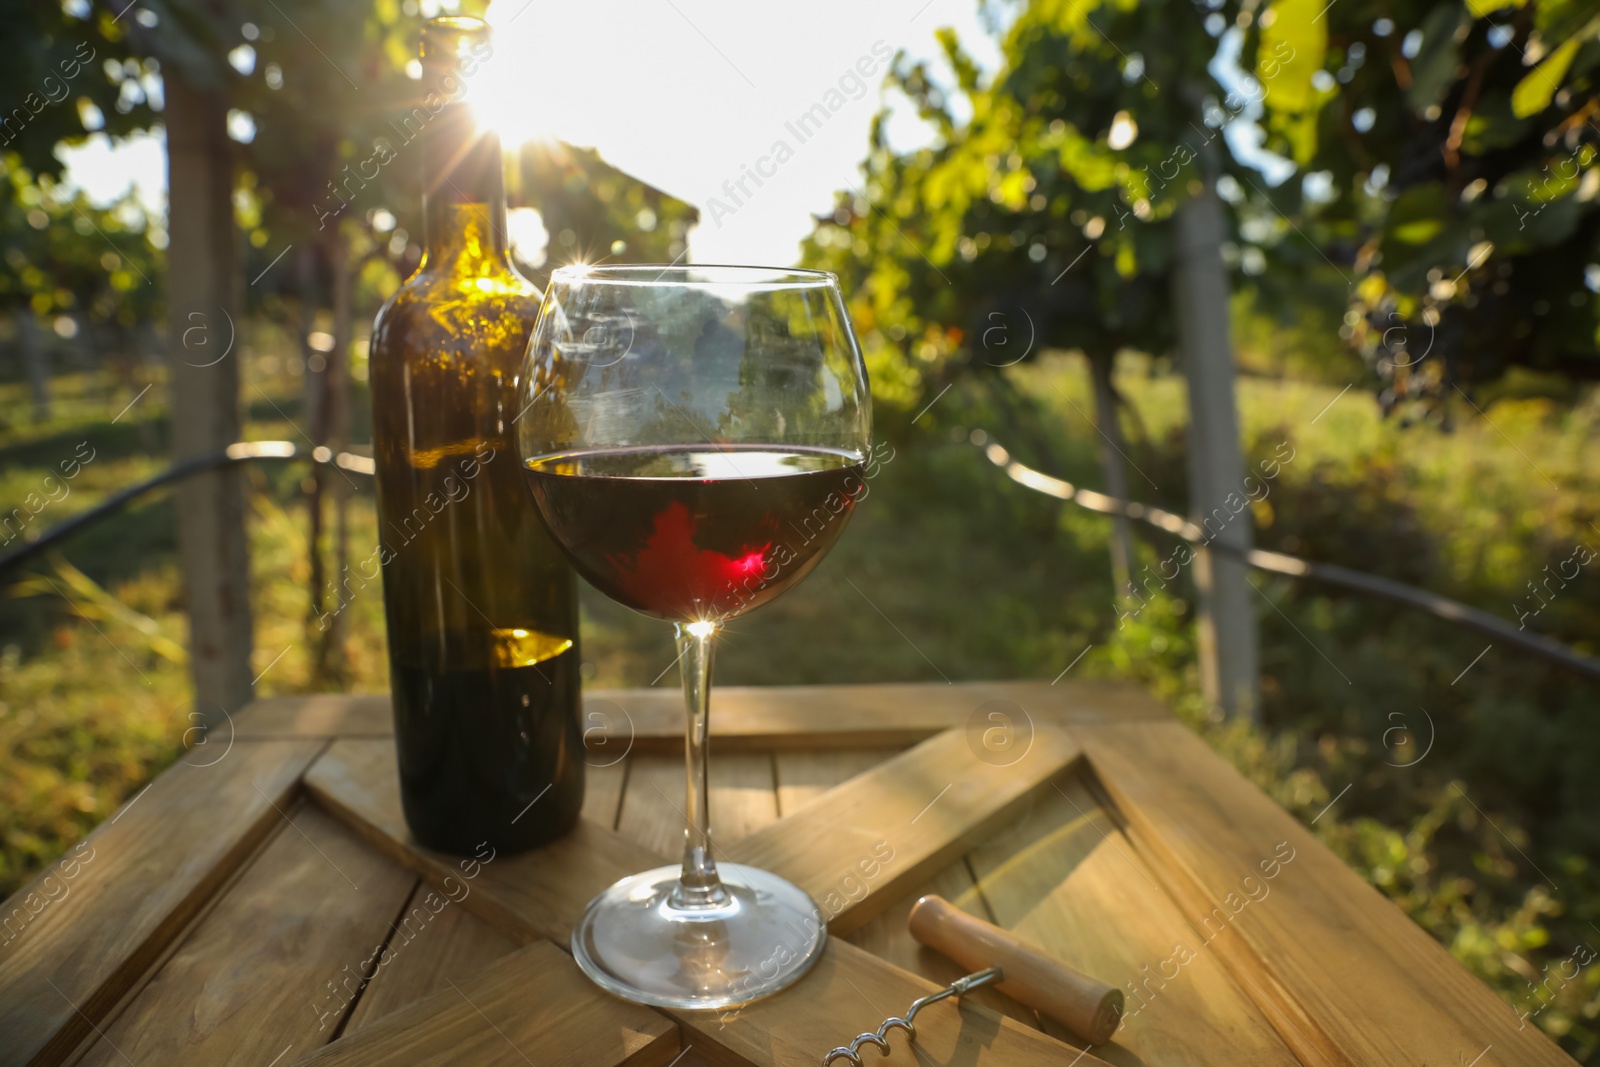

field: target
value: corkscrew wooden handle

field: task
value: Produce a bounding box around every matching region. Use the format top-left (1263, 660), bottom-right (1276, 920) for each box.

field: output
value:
top-left (907, 894), bottom-right (1124, 1045)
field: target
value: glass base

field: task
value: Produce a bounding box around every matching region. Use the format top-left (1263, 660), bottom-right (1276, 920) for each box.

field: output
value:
top-left (570, 862), bottom-right (827, 1010)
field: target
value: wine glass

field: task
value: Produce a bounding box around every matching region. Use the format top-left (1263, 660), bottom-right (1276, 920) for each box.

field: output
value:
top-left (517, 265), bottom-right (871, 1009)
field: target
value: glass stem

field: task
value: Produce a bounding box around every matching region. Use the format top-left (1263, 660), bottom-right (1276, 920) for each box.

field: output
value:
top-left (672, 622), bottom-right (728, 908)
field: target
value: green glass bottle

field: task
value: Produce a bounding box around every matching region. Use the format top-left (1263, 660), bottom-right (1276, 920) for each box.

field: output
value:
top-left (369, 16), bottom-right (582, 855)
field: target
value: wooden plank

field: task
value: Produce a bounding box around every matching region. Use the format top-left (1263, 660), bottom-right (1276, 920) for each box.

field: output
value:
top-left (343, 886), bottom-right (518, 1036)
top-left (1076, 719), bottom-right (1573, 1067)
top-left (616, 755), bottom-right (689, 858)
top-left (237, 680), bottom-right (1168, 747)
top-left (966, 773), bottom-right (1299, 1066)
top-left (640, 680), bottom-right (1165, 749)
top-left (76, 805), bottom-right (416, 1066)
top-left (727, 725), bottom-right (1084, 936)
top-left (304, 737), bottom-right (1108, 1067)
top-left (618, 752), bottom-right (777, 857)
top-left (235, 693), bottom-right (393, 739)
top-left (303, 739), bottom-right (631, 946)
top-left (583, 759), bottom-right (629, 831)
top-left (705, 753), bottom-right (779, 845)
top-left (293, 940), bottom-right (679, 1067)
top-left (773, 750), bottom-right (899, 815)
top-left (0, 739), bottom-right (323, 1067)
top-left (775, 751), bottom-right (1040, 1028)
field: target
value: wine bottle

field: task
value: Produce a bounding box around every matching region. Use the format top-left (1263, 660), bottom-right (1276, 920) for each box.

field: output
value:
top-left (368, 15), bottom-right (582, 855)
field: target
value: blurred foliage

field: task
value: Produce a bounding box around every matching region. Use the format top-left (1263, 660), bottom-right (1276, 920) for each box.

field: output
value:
top-left (799, 0), bottom-right (1238, 427)
top-left (1240, 0), bottom-right (1600, 407)
top-left (0, 166), bottom-right (161, 329)
top-left (1232, 270), bottom-right (1367, 382)
top-left (0, 0), bottom-right (165, 392)
top-left (807, 0), bottom-right (1600, 432)
top-left (0, 0), bottom-right (156, 178)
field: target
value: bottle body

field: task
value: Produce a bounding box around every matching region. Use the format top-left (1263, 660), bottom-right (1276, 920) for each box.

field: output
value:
top-left (370, 258), bottom-right (584, 854)
top-left (369, 20), bottom-right (582, 854)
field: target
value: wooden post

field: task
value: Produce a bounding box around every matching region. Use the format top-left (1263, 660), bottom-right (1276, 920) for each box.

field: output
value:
top-left (300, 242), bottom-right (329, 670)
top-left (1172, 184), bottom-right (1259, 722)
top-left (17, 311), bottom-right (50, 422)
top-left (1089, 352), bottom-right (1133, 596)
top-left (323, 228), bottom-right (353, 681)
top-left (165, 73), bottom-right (254, 718)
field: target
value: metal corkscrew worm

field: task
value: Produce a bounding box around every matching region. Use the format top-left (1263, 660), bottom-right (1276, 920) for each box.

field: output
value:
top-left (822, 967), bottom-right (1004, 1066)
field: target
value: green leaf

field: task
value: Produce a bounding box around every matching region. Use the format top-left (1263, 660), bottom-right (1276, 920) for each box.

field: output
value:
top-left (1059, 130), bottom-right (1118, 191)
top-left (1512, 36), bottom-right (1581, 117)
top-left (1391, 218), bottom-right (1446, 244)
top-left (1041, 0), bottom-right (1109, 36)
top-left (1285, 111), bottom-right (1320, 167)
top-left (1459, 95), bottom-right (1531, 153)
top-left (1465, 0), bottom-right (1525, 17)
top-left (1406, 4), bottom-right (1470, 115)
top-left (1258, 0), bottom-right (1329, 113)
top-left (1386, 183), bottom-right (1449, 246)
top-left (1480, 161), bottom-right (1592, 249)
top-left (1114, 239), bottom-right (1137, 277)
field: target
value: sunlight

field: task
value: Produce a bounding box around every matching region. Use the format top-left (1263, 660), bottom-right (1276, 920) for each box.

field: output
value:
top-left (469, 85), bottom-right (557, 149)
top-left (417, 8), bottom-right (556, 148)
top-left (474, 2), bottom-right (572, 148)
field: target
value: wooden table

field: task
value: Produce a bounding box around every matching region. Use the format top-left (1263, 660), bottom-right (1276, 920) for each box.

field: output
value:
top-left (0, 681), bottom-right (1571, 1066)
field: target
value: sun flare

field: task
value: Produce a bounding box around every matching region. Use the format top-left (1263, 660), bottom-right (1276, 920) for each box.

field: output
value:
top-left (471, 2), bottom-right (567, 148)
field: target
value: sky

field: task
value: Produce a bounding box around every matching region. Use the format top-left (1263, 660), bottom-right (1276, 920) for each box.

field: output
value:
top-left (60, 0), bottom-right (1005, 268)
top-left (479, 0), bottom-right (1005, 264)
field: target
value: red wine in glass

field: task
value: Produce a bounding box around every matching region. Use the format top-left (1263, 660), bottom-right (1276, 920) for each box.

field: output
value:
top-left (525, 445), bottom-right (866, 622)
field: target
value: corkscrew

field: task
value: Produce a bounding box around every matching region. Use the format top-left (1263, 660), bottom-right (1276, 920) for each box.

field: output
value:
top-left (822, 967), bottom-right (1004, 1066)
top-left (820, 895), bottom-right (1125, 1065)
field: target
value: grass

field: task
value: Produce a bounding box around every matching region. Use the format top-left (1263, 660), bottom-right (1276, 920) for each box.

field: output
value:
top-left (1, 352), bottom-right (1597, 1057)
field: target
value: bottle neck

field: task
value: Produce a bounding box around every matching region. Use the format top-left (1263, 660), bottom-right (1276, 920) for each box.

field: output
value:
top-left (421, 102), bottom-right (508, 268)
